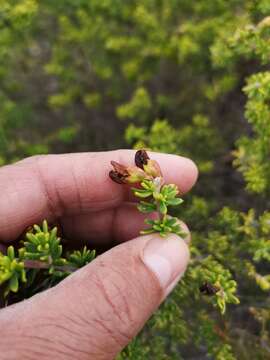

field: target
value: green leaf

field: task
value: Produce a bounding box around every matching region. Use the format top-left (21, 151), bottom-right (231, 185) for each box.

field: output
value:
top-left (132, 188), bottom-right (153, 198)
top-left (167, 198), bottom-right (184, 206)
top-left (137, 201), bottom-right (157, 213)
top-left (165, 217), bottom-right (178, 226)
top-left (9, 274), bottom-right (19, 293)
top-left (145, 219), bottom-right (155, 225)
top-left (159, 201), bottom-right (167, 214)
top-left (26, 233), bottom-right (39, 245)
top-left (7, 246), bottom-right (15, 260)
top-left (153, 224), bottom-right (162, 231)
top-left (42, 220), bottom-right (49, 233)
top-left (33, 224), bottom-right (41, 233)
top-left (141, 179), bottom-right (155, 190)
top-left (161, 184), bottom-right (179, 198)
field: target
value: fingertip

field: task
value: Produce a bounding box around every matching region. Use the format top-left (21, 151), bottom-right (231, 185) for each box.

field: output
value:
top-left (182, 158), bottom-right (199, 192)
top-left (140, 233), bottom-right (190, 297)
top-left (172, 156), bottom-right (198, 194)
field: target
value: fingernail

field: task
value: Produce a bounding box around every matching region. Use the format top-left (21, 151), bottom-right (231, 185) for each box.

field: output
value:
top-left (165, 271), bottom-right (185, 297)
top-left (141, 234), bottom-right (189, 296)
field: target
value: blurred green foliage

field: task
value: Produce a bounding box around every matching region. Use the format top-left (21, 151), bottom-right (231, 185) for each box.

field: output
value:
top-left (0, 0), bottom-right (270, 358)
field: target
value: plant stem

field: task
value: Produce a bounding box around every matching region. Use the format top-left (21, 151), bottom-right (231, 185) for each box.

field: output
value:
top-left (153, 177), bottom-right (166, 223)
top-left (23, 260), bottom-right (77, 273)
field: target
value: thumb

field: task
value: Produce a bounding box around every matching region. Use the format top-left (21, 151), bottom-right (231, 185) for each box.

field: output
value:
top-left (0, 232), bottom-right (190, 359)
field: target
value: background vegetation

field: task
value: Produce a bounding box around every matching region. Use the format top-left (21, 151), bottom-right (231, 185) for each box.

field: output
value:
top-left (0, 0), bottom-right (270, 358)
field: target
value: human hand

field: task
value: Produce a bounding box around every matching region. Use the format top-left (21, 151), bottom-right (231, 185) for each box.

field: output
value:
top-left (0, 150), bottom-right (198, 359)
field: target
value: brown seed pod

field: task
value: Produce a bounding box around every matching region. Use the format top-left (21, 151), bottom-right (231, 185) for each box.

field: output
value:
top-left (135, 150), bottom-right (150, 169)
top-left (109, 161), bottom-right (129, 184)
top-left (199, 282), bottom-right (219, 296)
top-left (126, 166), bottom-right (147, 183)
top-left (143, 159), bottom-right (162, 178)
top-left (109, 170), bottom-right (127, 184)
top-left (110, 161), bottom-right (129, 175)
top-left (109, 161), bottom-right (146, 184)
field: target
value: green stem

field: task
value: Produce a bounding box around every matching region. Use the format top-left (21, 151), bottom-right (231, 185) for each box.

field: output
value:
top-left (153, 178), bottom-right (166, 223)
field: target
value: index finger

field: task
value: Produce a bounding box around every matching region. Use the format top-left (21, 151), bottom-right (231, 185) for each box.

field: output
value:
top-left (0, 150), bottom-right (198, 241)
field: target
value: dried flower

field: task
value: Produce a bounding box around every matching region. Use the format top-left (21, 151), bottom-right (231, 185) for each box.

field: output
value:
top-left (143, 159), bottom-right (162, 178)
top-left (109, 161), bottom-right (129, 184)
top-left (109, 161), bottom-right (146, 184)
top-left (199, 282), bottom-right (220, 296)
top-left (135, 150), bottom-right (162, 178)
top-left (135, 149), bottom-right (150, 169)
top-left (126, 166), bottom-right (147, 183)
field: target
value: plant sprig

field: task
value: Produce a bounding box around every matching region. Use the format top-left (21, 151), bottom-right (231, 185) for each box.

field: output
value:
top-left (0, 220), bottom-right (96, 300)
top-left (109, 150), bottom-right (186, 238)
